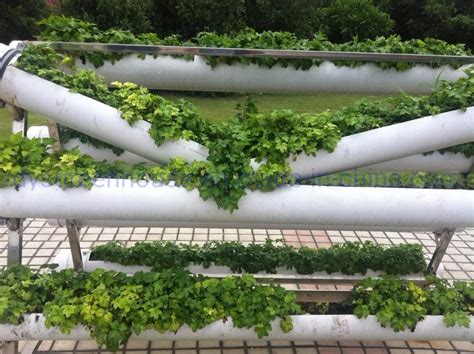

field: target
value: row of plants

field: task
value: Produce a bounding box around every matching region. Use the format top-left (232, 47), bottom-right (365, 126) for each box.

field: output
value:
top-left (38, 16), bottom-right (473, 70)
top-left (9, 45), bottom-right (474, 210)
top-left (0, 265), bottom-right (472, 351)
top-left (90, 240), bottom-right (427, 275)
top-left (1, 134), bottom-right (472, 209)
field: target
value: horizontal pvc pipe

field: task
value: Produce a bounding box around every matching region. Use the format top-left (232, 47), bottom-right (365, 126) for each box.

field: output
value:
top-left (78, 54), bottom-right (469, 94)
top-left (53, 249), bottom-right (443, 278)
top-left (1, 179), bottom-right (472, 230)
top-left (290, 108), bottom-right (474, 179)
top-left (1, 314), bottom-right (472, 341)
top-left (0, 59), bottom-right (208, 165)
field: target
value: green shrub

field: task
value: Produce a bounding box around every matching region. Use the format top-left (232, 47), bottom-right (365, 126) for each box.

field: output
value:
top-left (59, 0), bottom-right (155, 33)
top-left (0, 0), bottom-right (48, 44)
top-left (321, 0), bottom-right (395, 41)
top-left (375, 0), bottom-right (474, 49)
top-left (174, 0), bottom-right (246, 37)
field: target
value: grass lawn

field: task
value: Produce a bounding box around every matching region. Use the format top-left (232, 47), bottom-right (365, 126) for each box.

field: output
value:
top-left (0, 92), bottom-right (389, 140)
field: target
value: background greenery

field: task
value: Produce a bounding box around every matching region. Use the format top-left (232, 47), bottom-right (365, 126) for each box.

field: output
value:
top-left (1, 0), bottom-right (473, 49)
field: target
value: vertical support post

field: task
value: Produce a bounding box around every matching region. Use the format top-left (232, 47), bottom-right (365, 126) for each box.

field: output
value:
top-left (3, 104), bottom-right (26, 354)
top-left (47, 120), bottom-right (63, 152)
top-left (7, 218), bottom-right (23, 267)
top-left (66, 220), bottom-right (83, 270)
top-left (428, 227), bottom-right (456, 274)
top-left (3, 218), bottom-right (23, 353)
top-left (47, 122), bottom-right (83, 270)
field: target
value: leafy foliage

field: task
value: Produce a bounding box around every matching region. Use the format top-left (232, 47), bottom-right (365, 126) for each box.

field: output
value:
top-left (90, 240), bottom-right (427, 275)
top-left (0, 266), bottom-right (300, 351)
top-left (0, 0), bottom-right (49, 44)
top-left (59, 0), bottom-right (155, 34)
top-left (352, 276), bottom-right (473, 331)
top-left (38, 16), bottom-right (472, 70)
top-left (321, 0), bottom-right (395, 42)
top-left (0, 266), bottom-right (471, 350)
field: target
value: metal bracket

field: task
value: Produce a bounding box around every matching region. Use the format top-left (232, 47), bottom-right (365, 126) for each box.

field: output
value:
top-left (47, 120), bottom-right (63, 152)
top-left (428, 227), bottom-right (456, 274)
top-left (66, 220), bottom-right (83, 270)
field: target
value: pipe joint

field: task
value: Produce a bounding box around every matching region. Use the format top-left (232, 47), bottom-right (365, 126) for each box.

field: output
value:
top-left (0, 45), bottom-right (19, 79)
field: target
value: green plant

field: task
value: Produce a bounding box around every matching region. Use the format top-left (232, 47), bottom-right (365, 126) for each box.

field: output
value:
top-left (174, 0), bottom-right (246, 38)
top-left (321, 0), bottom-right (395, 42)
top-left (59, 0), bottom-right (155, 34)
top-left (0, 266), bottom-right (300, 351)
top-left (351, 276), bottom-right (473, 331)
top-left (38, 16), bottom-right (472, 70)
top-left (0, 0), bottom-right (49, 44)
top-left (90, 240), bottom-right (427, 275)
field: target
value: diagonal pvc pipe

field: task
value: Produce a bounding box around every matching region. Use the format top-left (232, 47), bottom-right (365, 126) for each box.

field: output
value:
top-left (0, 314), bottom-right (472, 341)
top-left (0, 179), bottom-right (472, 230)
top-left (0, 44), bottom-right (208, 165)
top-left (27, 126), bottom-right (473, 172)
top-left (289, 108), bottom-right (474, 180)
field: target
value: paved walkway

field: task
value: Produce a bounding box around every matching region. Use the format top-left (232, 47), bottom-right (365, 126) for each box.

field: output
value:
top-left (0, 220), bottom-right (473, 354)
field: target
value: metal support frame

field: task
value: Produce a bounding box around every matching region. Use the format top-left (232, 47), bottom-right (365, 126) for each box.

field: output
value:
top-left (6, 218), bottom-right (23, 267)
top-left (30, 41), bottom-right (474, 65)
top-left (428, 227), bottom-right (456, 274)
top-left (2, 105), bottom-right (27, 354)
top-left (3, 218), bottom-right (23, 353)
top-left (47, 121), bottom-right (84, 270)
top-left (65, 220), bottom-right (83, 271)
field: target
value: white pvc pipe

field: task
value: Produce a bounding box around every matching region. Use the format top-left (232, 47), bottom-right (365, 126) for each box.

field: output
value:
top-left (27, 126), bottom-right (155, 165)
top-left (78, 54), bottom-right (470, 94)
top-left (1, 314), bottom-right (472, 341)
top-left (2, 46), bottom-right (472, 176)
top-left (54, 249), bottom-right (443, 277)
top-left (361, 151), bottom-right (473, 173)
top-left (0, 60), bottom-right (208, 165)
top-left (290, 108), bottom-right (474, 179)
top-left (1, 179), bottom-right (472, 230)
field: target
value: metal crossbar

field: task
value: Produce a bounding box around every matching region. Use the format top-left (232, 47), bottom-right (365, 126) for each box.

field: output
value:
top-left (29, 41), bottom-right (474, 65)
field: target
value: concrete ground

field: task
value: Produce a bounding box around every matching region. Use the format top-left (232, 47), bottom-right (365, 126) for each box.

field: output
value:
top-left (0, 220), bottom-right (473, 354)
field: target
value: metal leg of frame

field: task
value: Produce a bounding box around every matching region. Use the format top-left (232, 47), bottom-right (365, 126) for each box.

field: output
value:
top-left (428, 227), bottom-right (456, 274)
top-left (66, 220), bottom-right (83, 270)
top-left (3, 218), bottom-right (23, 353)
top-left (7, 218), bottom-right (23, 267)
